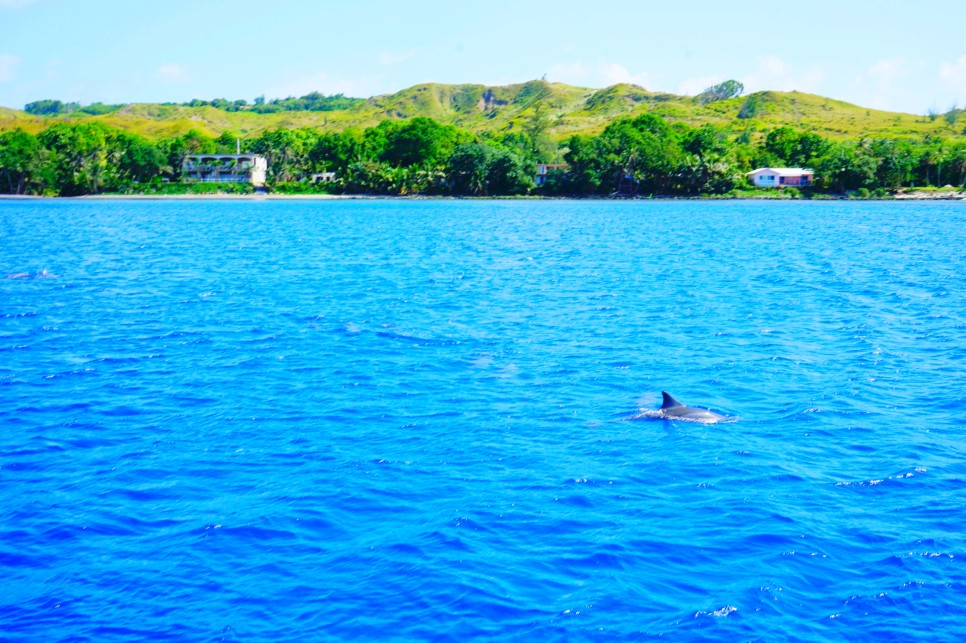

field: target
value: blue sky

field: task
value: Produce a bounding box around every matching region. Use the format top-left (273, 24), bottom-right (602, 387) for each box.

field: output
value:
top-left (2, 0), bottom-right (965, 115)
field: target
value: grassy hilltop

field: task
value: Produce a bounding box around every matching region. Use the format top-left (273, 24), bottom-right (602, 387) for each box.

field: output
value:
top-left (3, 80), bottom-right (964, 198)
top-left (2, 80), bottom-right (962, 142)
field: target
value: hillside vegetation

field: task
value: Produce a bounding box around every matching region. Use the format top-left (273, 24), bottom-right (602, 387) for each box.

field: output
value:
top-left (3, 80), bottom-right (966, 198)
top-left (2, 80), bottom-right (962, 143)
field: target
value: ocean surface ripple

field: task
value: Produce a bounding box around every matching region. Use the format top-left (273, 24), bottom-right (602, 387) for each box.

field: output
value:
top-left (1, 199), bottom-right (965, 641)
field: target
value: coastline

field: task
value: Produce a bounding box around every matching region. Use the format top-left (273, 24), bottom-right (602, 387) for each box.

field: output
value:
top-left (0, 193), bottom-right (361, 201)
top-left (1, 190), bottom-right (964, 201)
top-left (79, 193), bottom-right (362, 200)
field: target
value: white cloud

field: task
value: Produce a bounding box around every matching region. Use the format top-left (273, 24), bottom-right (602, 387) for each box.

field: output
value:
top-left (866, 58), bottom-right (906, 87)
top-left (677, 75), bottom-right (727, 97)
top-left (546, 62), bottom-right (650, 89)
top-left (546, 62), bottom-right (592, 85)
top-left (0, 54), bottom-right (19, 82)
top-left (378, 50), bottom-right (416, 66)
top-left (940, 55), bottom-right (966, 98)
top-left (599, 63), bottom-right (650, 88)
top-left (741, 55), bottom-right (824, 94)
top-left (836, 57), bottom-right (953, 113)
top-left (849, 57), bottom-right (912, 111)
top-left (266, 71), bottom-right (378, 99)
top-left (547, 63), bottom-right (590, 86)
top-left (156, 63), bottom-right (187, 82)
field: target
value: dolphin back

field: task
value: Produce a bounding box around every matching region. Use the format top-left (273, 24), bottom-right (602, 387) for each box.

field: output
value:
top-left (661, 391), bottom-right (684, 409)
top-left (657, 391), bottom-right (726, 422)
top-left (630, 391), bottom-right (728, 423)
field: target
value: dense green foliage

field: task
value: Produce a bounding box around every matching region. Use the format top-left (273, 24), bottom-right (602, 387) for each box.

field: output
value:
top-left (697, 80), bottom-right (744, 105)
top-left (0, 118), bottom-right (532, 196)
top-left (167, 92), bottom-right (365, 114)
top-left (12, 82), bottom-right (966, 152)
top-left (546, 115), bottom-right (966, 195)
top-left (3, 108), bottom-right (966, 196)
top-left (179, 98), bottom-right (250, 112)
top-left (24, 99), bottom-right (124, 116)
top-left (25, 92), bottom-right (364, 118)
top-left (249, 92), bottom-right (365, 113)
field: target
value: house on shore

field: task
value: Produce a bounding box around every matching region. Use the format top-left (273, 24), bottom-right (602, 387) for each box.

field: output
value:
top-left (182, 154), bottom-right (268, 186)
top-left (535, 163), bottom-right (570, 187)
top-left (310, 172), bottom-right (337, 183)
top-left (747, 167), bottom-right (814, 188)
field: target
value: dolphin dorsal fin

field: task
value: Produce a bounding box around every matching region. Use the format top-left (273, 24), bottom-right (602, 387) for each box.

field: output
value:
top-left (661, 391), bottom-right (684, 409)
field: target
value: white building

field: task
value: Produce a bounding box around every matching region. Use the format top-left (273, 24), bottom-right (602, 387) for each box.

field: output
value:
top-left (182, 155), bottom-right (268, 186)
top-left (535, 163), bottom-right (570, 187)
top-left (747, 167), bottom-right (814, 188)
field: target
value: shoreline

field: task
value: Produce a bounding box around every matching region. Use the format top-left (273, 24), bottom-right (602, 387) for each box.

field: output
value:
top-left (1, 191), bottom-right (964, 201)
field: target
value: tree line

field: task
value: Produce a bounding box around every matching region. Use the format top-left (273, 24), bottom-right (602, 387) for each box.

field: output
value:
top-left (24, 92), bottom-right (365, 117)
top-left (2, 113), bottom-right (966, 196)
top-left (24, 100), bottom-right (124, 117)
top-left (176, 92), bottom-right (364, 113)
top-left (553, 116), bottom-right (966, 195)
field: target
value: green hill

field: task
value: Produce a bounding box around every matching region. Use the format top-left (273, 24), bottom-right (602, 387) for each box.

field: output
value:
top-left (1, 81), bottom-right (961, 143)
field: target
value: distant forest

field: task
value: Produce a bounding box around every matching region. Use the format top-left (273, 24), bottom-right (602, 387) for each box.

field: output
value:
top-left (23, 92), bottom-right (365, 116)
top-left (5, 80), bottom-right (966, 197)
top-left (2, 112), bottom-right (964, 197)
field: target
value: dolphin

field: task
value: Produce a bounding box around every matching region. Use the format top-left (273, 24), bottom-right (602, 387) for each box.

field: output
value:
top-left (6, 270), bottom-right (57, 279)
top-left (653, 391), bottom-right (726, 423)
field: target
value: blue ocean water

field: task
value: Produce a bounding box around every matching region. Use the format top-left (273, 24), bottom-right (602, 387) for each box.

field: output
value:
top-left (1, 198), bottom-right (964, 641)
